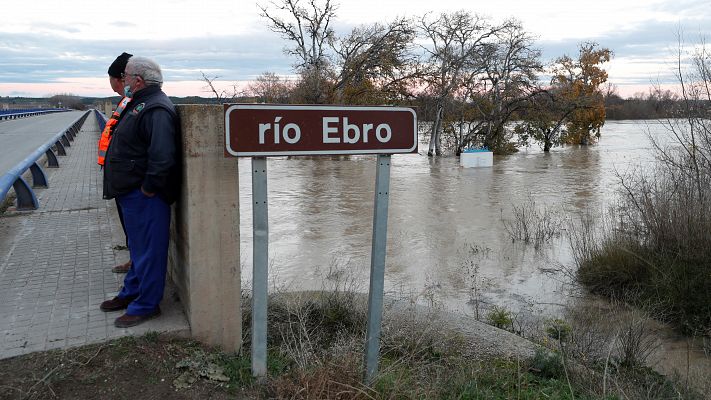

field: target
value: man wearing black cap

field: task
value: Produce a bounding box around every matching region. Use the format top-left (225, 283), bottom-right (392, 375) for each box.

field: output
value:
top-left (99, 56), bottom-right (180, 328)
top-left (107, 52), bottom-right (132, 99)
top-left (99, 52), bottom-right (133, 274)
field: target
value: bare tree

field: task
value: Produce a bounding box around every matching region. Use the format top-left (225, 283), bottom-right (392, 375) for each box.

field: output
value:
top-left (418, 11), bottom-right (499, 156)
top-left (200, 72), bottom-right (244, 103)
top-left (652, 33), bottom-right (711, 202)
top-left (247, 72), bottom-right (294, 103)
top-left (259, 0), bottom-right (336, 103)
top-left (473, 20), bottom-right (542, 152)
top-left (332, 18), bottom-right (419, 104)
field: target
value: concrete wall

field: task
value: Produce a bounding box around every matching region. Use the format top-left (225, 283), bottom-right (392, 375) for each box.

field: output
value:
top-left (102, 101), bottom-right (113, 118)
top-left (169, 104), bottom-right (241, 352)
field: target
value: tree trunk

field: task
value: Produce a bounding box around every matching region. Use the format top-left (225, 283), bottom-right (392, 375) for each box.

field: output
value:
top-left (428, 104), bottom-right (444, 156)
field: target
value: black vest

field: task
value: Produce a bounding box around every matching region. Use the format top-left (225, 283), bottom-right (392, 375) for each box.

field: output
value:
top-left (102, 85), bottom-right (180, 204)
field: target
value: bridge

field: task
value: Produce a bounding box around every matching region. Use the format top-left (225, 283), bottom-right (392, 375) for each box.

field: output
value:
top-left (0, 111), bottom-right (189, 359)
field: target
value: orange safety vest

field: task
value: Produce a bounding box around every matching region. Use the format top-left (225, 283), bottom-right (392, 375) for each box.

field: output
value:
top-left (97, 96), bottom-right (131, 166)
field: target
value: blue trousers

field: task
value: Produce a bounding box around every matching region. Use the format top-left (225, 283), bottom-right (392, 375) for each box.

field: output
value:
top-left (117, 189), bottom-right (171, 316)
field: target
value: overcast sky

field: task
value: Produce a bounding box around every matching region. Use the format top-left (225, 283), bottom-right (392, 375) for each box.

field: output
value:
top-left (1, 0), bottom-right (709, 98)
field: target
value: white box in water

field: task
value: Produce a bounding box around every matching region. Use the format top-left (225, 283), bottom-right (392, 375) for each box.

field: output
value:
top-left (460, 151), bottom-right (493, 168)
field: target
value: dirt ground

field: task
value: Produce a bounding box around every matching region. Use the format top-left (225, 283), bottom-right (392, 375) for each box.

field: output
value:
top-left (0, 333), bottom-right (251, 400)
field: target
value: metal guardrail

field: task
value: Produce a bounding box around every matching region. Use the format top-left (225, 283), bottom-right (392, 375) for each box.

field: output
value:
top-left (94, 109), bottom-right (108, 132)
top-left (0, 109), bottom-right (68, 121)
top-left (0, 110), bottom-right (92, 210)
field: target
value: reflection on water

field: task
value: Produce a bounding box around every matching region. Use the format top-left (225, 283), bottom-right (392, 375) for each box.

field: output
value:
top-left (239, 120), bottom-right (665, 312)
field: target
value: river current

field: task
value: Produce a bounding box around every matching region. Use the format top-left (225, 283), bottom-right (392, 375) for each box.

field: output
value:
top-left (237, 120), bottom-right (666, 312)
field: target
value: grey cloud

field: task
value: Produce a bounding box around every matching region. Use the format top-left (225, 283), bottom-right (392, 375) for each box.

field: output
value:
top-left (0, 31), bottom-right (292, 84)
top-left (540, 16), bottom-right (710, 62)
top-left (2, 13), bottom-right (709, 90)
top-left (651, 0), bottom-right (709, 16)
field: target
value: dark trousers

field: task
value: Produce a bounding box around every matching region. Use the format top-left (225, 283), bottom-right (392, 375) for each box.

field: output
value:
top-left (117, 189), bottom-right (171, 316)
top-left (116, 199), bottom-right (129, 247)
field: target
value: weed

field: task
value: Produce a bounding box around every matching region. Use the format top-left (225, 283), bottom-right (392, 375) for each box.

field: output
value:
top-left (502, 195), bottom-right (563, 249)
top-left (143, 331), bottom-right (160, 343)
top-left (545, 318), bottom-right (572, 342)
top-left (218, 352), bottom-right (254, 387)
top-left (487, 306), bottom-right (514, 331)
top-left (614, 311), bottom-right (660, 369)
top-left (462, 260), bottom-right (493, 321)
top-left (530, 348), bottom-right (565, 379)
top-left (110, 336), bottom-right (137, 357)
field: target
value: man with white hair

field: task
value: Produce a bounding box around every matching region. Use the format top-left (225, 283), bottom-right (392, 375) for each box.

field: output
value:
top-left (99, 56), bottom-right (180, 328)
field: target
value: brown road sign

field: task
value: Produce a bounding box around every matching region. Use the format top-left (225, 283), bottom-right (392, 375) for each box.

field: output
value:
top-left (224, 104), bottom-right (417, 157)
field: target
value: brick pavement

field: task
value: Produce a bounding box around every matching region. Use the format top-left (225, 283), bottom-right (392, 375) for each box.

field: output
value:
top-left (0, 112), bottom-right (189, 360)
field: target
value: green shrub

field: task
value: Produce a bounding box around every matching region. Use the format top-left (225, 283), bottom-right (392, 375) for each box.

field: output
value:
top-left (487, 306), bottom-right (513, 330)
top-left (530, 348), bottom-right (565, 380)
top-left (575, 238), bottom-right (711, 333)
top-left (545, 319), bottom-right (572, 342)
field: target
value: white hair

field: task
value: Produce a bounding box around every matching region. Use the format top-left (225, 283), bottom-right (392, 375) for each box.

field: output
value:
top-left (126, 56), bottom-right (163, 87)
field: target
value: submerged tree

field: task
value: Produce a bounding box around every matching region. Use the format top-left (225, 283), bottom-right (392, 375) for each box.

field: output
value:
top-left (551, 42), bottom-right (612, 145)
top-left (418, 11), bottom-right (500, 156)
top-left (515, 89), bottom-right (578, 152)
top-left (471, 19), bottom-right (542, 153)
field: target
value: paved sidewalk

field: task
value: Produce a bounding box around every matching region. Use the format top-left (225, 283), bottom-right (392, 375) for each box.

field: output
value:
top-left (0, 112), bottom-right (189, 360)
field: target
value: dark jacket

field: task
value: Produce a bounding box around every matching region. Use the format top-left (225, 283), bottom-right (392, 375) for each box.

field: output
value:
top-left (103, 85), bottom-right (180, 204)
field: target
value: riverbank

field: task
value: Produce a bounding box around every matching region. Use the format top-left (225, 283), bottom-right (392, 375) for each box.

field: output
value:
top-left (0, 290), bottom-right (701, 399)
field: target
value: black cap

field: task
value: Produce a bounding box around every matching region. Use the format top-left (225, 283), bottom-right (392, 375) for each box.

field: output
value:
top-left (108, 52), bottom-right (133, 78)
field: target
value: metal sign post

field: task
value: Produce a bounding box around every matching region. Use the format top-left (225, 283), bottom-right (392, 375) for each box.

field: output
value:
top-left (225, 104), bottom-right (416, 382)
top-left (251, 157), bottom-right (268, 376)
top-left (363, 154), bottom-right (391, 384)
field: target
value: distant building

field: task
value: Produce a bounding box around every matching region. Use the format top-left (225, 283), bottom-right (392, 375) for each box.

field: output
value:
top-left (0, 97), bottom-right (52, 110)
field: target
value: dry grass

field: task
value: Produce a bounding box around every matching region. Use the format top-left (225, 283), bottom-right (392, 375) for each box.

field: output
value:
top-left (503, 195), bottom-right (564, 249)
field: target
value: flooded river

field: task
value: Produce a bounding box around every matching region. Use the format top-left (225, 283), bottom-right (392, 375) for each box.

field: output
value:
top-left (236, 119), bottom-right (710, 381)
top-left (238, 120), bottom-right (665, 312)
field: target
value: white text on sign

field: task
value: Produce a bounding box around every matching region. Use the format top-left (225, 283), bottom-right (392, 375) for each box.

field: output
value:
top-left (258, 116), bottom-right (393, 145)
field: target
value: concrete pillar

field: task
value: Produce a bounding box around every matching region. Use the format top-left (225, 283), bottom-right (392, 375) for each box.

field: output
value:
top-left (169, 104), bottom-right (241, 352)
top-left (103, 100), bottom-right (112, 117)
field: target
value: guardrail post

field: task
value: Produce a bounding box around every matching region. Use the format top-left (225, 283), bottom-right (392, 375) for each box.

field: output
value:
top-left (12, 177), bottom-right (39, 210)
top-left (1, 109), bottom-right (91, 209)
top-left (30, 162), bottom-right (48, 187)
top-left (45, 149), bottom-right (59, 167)
top-left (54, 141), bottom-right (66, 156)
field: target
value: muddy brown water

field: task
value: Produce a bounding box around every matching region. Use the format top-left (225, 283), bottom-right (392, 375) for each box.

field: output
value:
top-left (236, 120), bottom-right (709, 380)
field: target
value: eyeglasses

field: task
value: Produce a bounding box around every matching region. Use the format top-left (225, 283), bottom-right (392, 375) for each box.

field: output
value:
top-left (121, 72), bottom-right (141, 80)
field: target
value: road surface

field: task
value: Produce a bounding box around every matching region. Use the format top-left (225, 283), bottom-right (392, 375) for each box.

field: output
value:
top-left (0, 111), bottom-right (86, 174)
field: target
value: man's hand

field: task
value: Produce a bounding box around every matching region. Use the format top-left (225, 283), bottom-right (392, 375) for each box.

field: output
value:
top-left (141, 187), bottom-right (156, 197)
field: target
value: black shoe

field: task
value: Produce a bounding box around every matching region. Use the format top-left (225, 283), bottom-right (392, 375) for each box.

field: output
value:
top-left (114, 308), bottom-right (161, 328)
top-left (111, 260), bottom-right (132, 273)
top-left (100, 296), bottom-right (135, 312)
